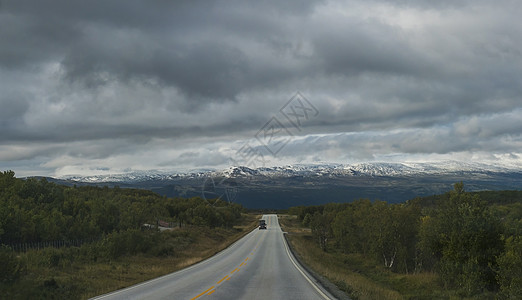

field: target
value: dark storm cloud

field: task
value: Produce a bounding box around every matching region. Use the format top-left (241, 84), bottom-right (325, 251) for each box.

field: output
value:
top-left (1, 0), bottom-right (521, 175)
top-left (1, 0), bottom-right (321, 101)
top-left (0, 94), bottom-right (28, 125)
top-left (311, 20), bottom-right (430, 77)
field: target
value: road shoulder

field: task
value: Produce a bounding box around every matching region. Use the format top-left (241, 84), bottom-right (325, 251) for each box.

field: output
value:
top-left (281, 229), bottom-right (351, 300)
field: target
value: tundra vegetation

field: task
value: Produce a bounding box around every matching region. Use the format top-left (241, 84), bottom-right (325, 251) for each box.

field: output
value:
top-left (287, 183), bottom-right (522, 299)
top-left (0, 170), bottom-right (252, 299)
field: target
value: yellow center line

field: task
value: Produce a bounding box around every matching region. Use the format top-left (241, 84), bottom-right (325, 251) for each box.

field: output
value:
top-left (191, 229), bottom-right (263, 299)
top-left (216, 275), bottom-right (229, 284)
top-left (191, 285), bottom-right (215, 300)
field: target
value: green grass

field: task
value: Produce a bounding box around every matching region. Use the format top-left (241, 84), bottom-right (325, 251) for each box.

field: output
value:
top-left (1, 214), bottom-right (258, 300)
top-left (278, 215), bottom-right (496, 300)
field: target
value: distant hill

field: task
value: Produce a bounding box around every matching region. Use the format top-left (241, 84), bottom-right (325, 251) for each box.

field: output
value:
top-left (47, 162), bottom-right (522, 209)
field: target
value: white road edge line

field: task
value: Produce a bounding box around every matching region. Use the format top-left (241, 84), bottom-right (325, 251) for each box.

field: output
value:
top-left (278, 216), bottom-right (333, 300)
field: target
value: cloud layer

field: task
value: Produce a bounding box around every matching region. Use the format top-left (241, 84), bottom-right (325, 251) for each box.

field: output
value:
top-left (1, 0), bottom-right (521, 176)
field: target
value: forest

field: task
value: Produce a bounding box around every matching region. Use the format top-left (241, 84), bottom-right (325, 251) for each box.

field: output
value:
top-left (289, 183), bottom-right (522, 298)
top-left (2, 169), bottom-right (521, 298)
top-left (0, 170), bottom-right (244, 289)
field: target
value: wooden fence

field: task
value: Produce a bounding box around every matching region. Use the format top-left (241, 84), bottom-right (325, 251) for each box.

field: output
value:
top-left (3, 237), bottom-right (99, 252)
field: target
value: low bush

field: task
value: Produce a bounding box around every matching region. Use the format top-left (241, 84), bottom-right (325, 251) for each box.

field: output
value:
top-left (0, 245), bottom-right (25, 283)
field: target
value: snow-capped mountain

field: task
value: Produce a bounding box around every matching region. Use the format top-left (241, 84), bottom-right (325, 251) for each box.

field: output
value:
top-left (61, 161), bottom-right (520, 183)
top-left (63, 170), bottom-right (209, 183)
top-left (215, 166), bottom-right (261, 177)
top-left (215, 161), bottom-right (517, 178)
top-left (52, 160), bottom-right (522, 209)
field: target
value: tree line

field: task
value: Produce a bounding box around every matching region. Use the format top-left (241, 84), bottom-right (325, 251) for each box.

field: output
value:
top-left (289, 183), bottom-right (522, 298)
top-left (0, 170), bottom-right (244, 283)
top-left (0, 170), bottom-right (243, 245)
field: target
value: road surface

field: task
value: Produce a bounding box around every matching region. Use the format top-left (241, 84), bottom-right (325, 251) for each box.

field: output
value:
top-left (92, 214), bottom-right (334, 300)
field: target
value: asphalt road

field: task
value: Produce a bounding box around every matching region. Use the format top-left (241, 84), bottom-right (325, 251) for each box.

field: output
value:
top-left (92, 214), bottom-right (335, 300)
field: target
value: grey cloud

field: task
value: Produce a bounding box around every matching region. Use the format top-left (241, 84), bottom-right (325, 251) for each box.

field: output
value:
top-left (1, 0), bottom-right (522, 176)
top-left (60, 34), bottom-right (251, 100)
top-left (0, 96), bottom-right (28, 125)
top-left (311, 20), bottom-right (431, 77)
top-left (174, 150), bottom-right (230, 167)
top-left (454, 110), bottom-right (522, 139)
top-left (0, 6), bottom-right (79, 69)
top-left (2, 0), bottom-right (322, 102)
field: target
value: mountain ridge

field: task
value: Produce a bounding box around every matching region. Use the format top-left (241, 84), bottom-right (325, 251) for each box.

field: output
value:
top-left (58, 161), bottom-right (522, 183)
top-left (45, 161), bottom-right (522, 209)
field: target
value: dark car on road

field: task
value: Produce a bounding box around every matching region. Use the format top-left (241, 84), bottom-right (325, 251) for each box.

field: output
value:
top-left (259, 219), bottom-right (267, 229)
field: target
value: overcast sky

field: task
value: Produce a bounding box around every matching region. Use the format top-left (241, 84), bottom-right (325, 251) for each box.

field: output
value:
top-left (1, 0), bottom-right (522, 177)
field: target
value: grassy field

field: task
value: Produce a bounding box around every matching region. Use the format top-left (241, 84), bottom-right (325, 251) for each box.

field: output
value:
top-left (1, 214), bottom-right (259, 300)
top-left (278, 214), bottom-right (496, 300)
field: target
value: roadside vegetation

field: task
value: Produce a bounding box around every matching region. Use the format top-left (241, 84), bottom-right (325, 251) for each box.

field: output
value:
top-left (282, 183), bottom-right (522, 299)
top-left (0, 170), bottom-right (257, 299)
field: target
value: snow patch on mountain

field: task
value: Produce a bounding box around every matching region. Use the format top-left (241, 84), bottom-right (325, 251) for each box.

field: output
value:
top-left (60, 161), bottom-right (521, 183)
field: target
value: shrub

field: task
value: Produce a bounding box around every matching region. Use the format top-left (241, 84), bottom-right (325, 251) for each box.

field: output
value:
top-left (497, 236), bottom-right (522, 299)
top-left (0, 245), bottom-right (25, 283)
